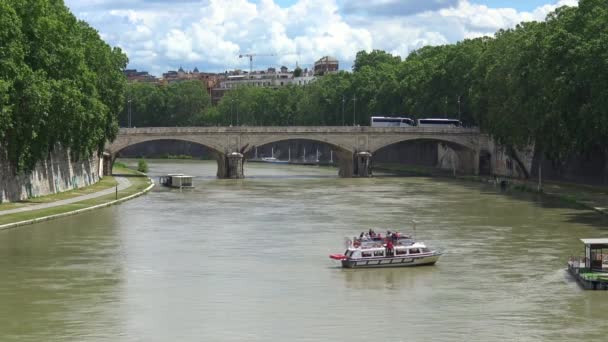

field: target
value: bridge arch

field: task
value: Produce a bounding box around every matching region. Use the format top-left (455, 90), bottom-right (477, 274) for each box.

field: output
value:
top-left (242, 136), bottom-right (354, 156)
top-left (370, 134), bottom-right (478, 154)
top-left (242, 137), bottom-right (356, 177)
top-left (370, 136), bottom-right (480, 175)
top-left (105, 136), bottom-right (230, 178)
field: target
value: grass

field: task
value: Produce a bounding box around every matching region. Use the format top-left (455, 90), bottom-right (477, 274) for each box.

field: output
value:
top-left (0, 176), bottom-right (118, 211)
top-left (0, 165), bottom-right (152, 226)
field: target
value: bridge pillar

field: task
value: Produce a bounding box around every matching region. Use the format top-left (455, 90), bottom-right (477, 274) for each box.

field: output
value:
top-left (353, 151), bottom-right (372, 177)
top-left (225, 152), bottom-right (244, 179)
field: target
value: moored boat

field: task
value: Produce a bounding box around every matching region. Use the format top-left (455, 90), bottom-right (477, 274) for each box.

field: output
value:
top-left (329, 232), bottom-right (442, 269)
top-left (260, 157), bottom-right (289, 164)
top-left (159, 174), bottom-right (194, 188)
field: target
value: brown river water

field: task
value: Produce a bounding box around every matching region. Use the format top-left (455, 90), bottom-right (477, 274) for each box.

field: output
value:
top-left (0, 160), bottom-right (607, 341)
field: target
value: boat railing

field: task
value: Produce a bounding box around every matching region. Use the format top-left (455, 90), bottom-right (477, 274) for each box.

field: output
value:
top-left (568, 256), bottom-right (587, 270)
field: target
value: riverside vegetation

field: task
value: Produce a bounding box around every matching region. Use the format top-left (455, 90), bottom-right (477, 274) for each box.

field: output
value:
top-left (0, 0), bottom-right (127, 172)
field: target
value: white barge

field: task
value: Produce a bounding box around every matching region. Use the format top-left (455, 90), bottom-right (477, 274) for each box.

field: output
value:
top-left (159, 174), bottom-right (194, 188)
top-left (330, 234), bottom-right (442, 269)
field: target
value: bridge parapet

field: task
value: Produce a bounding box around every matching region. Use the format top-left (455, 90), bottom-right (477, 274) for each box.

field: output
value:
top-left (117, 126), bottom-right (481, 134)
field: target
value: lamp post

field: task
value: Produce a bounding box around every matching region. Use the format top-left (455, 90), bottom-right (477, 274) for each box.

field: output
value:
top-left (352, 95), bottom-right (356, 126)
top-left (342, 95), bottom-right (345, 126)
top-left (127, 99), bottom-right (132, 128)
top-left (230, 99), bottom-right (234, 126)
top-left (236, 97), bottom-right (239, 126)
top-left (457, 95), bottom-right (461, 121)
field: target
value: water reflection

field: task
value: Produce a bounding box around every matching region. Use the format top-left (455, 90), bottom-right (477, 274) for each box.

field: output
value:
top-left (341, 266), bottom-right (438, 290)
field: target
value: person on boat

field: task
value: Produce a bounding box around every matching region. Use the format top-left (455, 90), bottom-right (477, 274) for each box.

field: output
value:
top-left (386, 240), bottom-right (394, 257)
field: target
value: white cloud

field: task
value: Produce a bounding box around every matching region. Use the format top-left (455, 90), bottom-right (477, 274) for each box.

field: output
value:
top-left (64, 0), bottom-right (580, 76)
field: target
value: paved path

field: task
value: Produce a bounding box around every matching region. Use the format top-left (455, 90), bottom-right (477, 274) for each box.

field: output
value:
top-left (0, 176), bottom-right (131, 216)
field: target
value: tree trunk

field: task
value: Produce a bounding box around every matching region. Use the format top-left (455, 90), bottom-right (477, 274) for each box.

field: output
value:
top-left (507, 145), bottom-right (530, 179)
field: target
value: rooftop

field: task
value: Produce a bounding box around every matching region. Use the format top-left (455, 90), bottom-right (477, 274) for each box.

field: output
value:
top-left (580, 238), bottom-right (608, 245)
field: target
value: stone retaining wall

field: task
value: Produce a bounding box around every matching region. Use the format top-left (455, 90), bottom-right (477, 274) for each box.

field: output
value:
top-left (0, 146), bottom-right (103, 203)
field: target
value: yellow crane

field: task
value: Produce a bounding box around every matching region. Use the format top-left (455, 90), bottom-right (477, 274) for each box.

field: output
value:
top-left (238, 53), bottom-right (275, 78)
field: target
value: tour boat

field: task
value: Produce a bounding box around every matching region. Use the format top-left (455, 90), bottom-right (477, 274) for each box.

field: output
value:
top-left (329, 234), bottom-right (442, 269)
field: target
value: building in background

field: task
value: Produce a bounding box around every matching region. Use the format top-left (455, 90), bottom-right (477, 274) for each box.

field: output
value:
top-left (210, 66), bottom-right (316, 105)
top-left (124, 69), bottom-right (158, 83)
top-left (125, 56), bottom-right (337, 105)
top-left (313, 56), bottom-right (339, 75)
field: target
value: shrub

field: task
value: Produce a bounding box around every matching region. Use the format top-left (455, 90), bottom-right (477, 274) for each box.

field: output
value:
top-left (137, 158), bottom-right (149, 173)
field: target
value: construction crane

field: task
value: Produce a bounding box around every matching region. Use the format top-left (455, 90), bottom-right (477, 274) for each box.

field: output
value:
top-left (239, 53), bottom-right (275, 78)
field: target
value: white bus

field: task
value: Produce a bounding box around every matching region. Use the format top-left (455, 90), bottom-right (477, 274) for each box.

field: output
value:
top-left (370, 117), bottom-right (415, 127)
top-left (417, 118), bottom-right (462, 128)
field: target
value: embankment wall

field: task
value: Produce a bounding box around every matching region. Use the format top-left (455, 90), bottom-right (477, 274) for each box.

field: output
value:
top-left (0, 146), bottom-right (103, 203)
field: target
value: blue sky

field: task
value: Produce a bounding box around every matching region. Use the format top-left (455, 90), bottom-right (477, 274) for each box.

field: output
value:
top-left (64, 0), bottom-right (578, 76)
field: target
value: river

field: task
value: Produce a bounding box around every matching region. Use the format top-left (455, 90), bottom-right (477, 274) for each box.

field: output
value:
top-left (0, 160), bottom-right (606, 341)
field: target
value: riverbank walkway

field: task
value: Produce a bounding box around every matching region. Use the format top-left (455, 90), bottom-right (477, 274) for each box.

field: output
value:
top-left (0, 176), bottom-right (131, 216)
top-left (536, 181), bottom-right (608, 215)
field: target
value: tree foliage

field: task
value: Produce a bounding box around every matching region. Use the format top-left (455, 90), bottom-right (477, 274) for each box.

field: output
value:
top-left (118, 80), bottom-right (211, 127)
top-left (127, 0), bottom-right (607, 165)
top-left (0, 0), bottom-right (127, 172)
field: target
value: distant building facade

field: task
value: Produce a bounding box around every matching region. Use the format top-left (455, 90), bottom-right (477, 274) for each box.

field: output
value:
top-left (124, 69), bottom-right (158, 83)
top-left (314, 56), bottom-right (339, 75)
top-left (125, 56), bottom-right (335, 105)
top-left (210, 66), bottom-right (316, 104)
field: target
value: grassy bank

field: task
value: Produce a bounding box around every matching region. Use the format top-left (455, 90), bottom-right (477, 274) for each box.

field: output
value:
top-left (0, 165), bottom-right (152, 226)
top-left (374, 162), bottom-right (608, 216)
top-left (374, 163), bottom-right (455, 177)
top-left (0, 175), bottom-right (119, 212)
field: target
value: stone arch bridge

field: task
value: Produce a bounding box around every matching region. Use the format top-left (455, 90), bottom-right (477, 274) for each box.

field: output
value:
top-left (105, 126), bottom-right (487, 178)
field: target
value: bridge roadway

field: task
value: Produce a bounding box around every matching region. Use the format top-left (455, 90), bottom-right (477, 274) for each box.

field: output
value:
top-left (105, 126), bottom-right (485, 178)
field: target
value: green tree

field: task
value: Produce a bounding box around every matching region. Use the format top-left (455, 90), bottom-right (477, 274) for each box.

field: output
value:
top-left (0, 0), bottom-right (127, 172)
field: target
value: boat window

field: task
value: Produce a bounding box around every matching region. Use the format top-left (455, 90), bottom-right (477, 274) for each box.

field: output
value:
top-left (361, 251), bottom-right (372, 258)
top-left (345, 251), bottom-right (353, 257)
top-left (421, 248), bottom-right (430, 253)
top-left (409, 248), bottom-right (420, 254)
top-left (395, 249), bottom-right (407, 255)
top-left (373, 250), bottom-right (384, 257)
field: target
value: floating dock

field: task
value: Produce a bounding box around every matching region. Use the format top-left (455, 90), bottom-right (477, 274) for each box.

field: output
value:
top-left (568, 238), bottom-right (608, 290)
top-left (159, 174), bottom-right (194, 188)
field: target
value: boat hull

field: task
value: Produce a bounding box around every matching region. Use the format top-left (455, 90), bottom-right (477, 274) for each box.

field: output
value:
top-left (341, 254), bottom-right (441, 269)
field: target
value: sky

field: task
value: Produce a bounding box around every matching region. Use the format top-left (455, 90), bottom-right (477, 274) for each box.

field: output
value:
top-left (63, 0), bottom-right (579, 76)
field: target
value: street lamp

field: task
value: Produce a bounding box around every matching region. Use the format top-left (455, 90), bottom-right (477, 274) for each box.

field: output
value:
top-left (236, 97), bottom-right (239, 126)
top-left (230, 99), bottom-right (234, 126)
top-left (127, 99), bottom-right (132, 128)
top-left (341, 96), bottom-right (345, 126)
top-left (352, 95), bottom-right (357, 126)
top-left (457, 95), bottom-right (461, 121)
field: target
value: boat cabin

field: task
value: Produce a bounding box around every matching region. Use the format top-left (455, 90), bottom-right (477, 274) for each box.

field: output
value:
top-left (581, 238), bottom-right (608, 272)
top-left (160, 174), bottom-right (194, 188)
top-left (347, 243), bottom-right (432, 259)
